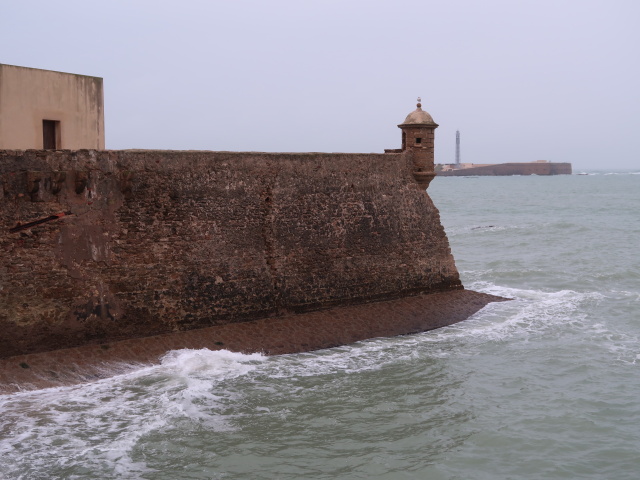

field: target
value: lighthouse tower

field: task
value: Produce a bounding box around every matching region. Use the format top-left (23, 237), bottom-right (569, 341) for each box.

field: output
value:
top-left (398, 98), bottom-right (439, 189)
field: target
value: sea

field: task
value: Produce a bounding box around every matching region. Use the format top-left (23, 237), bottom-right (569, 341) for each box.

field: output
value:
top-left (1, 171), bottom-right (638, 479)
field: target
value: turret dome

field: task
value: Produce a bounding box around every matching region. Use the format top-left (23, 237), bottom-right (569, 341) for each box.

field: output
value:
top-left (399, 99), bottom-right (437, 126)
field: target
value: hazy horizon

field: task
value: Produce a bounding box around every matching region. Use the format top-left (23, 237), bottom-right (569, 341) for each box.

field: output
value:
top-left (2, 0), bottom-right (638, 170)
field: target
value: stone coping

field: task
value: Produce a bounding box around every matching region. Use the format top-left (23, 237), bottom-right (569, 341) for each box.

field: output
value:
top-left (0, 289), bottom-right (507, 394)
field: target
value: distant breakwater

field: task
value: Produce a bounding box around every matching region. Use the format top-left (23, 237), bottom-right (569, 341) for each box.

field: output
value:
top-left (438, 162), bottom-right (572, 176)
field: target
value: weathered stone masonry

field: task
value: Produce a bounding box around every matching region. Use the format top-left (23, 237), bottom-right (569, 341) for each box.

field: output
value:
top-left (0, 148), bottom-right (463, 358)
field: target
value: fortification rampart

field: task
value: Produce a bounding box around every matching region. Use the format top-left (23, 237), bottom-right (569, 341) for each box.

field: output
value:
top-left (0, 149), bottom-right (463, 357)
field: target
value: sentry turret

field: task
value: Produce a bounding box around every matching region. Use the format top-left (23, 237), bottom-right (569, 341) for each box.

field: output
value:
top-left (398, 98), bottom-right (439, 189)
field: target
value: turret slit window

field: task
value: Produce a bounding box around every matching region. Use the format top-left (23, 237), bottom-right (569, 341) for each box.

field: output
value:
top-left (415, 137), bottom-right (422, 144)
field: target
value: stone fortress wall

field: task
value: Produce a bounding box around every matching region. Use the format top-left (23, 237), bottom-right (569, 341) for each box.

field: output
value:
top-left (0, 148), bottom-right (463, 358)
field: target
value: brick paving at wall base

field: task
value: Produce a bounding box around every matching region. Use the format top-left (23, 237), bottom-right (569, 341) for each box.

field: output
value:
top-left (0, 290), bottom-right (506, 394)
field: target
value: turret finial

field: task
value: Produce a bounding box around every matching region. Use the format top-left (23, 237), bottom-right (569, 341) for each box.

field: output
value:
top-left (417, 97), bottom-right (422, 108)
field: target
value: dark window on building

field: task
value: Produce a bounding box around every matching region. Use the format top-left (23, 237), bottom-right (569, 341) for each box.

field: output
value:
top-left (42, 120), bottom-right (60, 149)
top-left (415, 137), bottom-right (422, 144)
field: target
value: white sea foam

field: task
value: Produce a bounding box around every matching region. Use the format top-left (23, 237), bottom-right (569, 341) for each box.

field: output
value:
top-left (163, 283), bottom-right (615, 384)
top-left (157, 348), bottom-right (266, 382)
top-left (247, 283), bottom-right (590, 380)
top-left (0, 349), bottom-right (268, 478)
top-left (467, 282), bottom-right (640, 364)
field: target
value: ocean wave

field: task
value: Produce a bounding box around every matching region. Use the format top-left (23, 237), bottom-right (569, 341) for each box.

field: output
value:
top-left (0, 349), bottom-right (268, 479)
top-left (242, 284), bottom-right (604, 379)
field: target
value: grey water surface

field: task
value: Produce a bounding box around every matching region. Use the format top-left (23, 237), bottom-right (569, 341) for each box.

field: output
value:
top-left (1, 171), bottom-right (639, 479)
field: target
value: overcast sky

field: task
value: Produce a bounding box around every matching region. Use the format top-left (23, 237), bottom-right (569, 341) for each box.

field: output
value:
top-left (2, 0), bottom-right (639, 169)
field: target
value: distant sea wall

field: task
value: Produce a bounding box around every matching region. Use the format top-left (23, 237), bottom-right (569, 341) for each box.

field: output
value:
top-left (0, 149), bottom-right (465, 357)
top-left (438, 162), bottom-right (572, 176)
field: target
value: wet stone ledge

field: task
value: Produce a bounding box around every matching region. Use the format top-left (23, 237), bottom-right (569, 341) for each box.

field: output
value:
top-left (0, 290), bottom-right (507, 394)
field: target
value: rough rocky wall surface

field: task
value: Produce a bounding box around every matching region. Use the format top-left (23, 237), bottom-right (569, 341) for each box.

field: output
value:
top-left (438, 162), bottom-right (572, 176)
top-left (0, 149), bottom-right (461, 357)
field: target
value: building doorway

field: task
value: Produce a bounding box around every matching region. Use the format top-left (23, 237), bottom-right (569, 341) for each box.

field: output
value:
top-left (42, 120), bottom-right (60, 149)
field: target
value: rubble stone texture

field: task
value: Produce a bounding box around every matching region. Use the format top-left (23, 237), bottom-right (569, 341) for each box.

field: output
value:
top-left (0, 148), bottom-right (474, 358)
